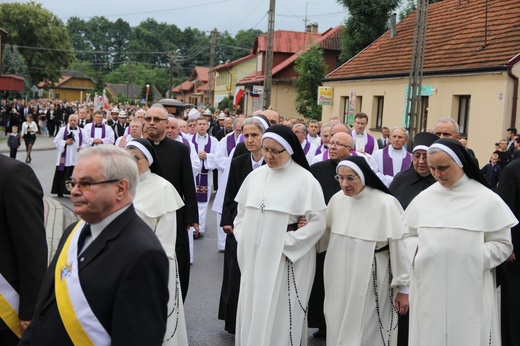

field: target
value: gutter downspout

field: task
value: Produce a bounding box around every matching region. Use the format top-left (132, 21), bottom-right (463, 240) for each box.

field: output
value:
top-left (508, 53), bottom-right (520, 127)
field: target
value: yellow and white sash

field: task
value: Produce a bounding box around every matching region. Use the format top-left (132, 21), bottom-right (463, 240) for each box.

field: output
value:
top-left (54, 220), bottom-right (110, 346)
top-left (0, 273), bottom-right (21, 338)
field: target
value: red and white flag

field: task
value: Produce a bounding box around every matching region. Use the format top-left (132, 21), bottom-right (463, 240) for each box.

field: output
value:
top-left (233, 87), bottom-right (245, 106)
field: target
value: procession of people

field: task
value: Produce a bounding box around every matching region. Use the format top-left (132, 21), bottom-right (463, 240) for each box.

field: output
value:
top-left (2, 100), bottom-right (520, 346)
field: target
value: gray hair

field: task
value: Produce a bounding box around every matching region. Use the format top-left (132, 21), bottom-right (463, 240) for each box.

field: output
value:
top-left (292, 123), bottom-right (307, 134)
top-left (242, 117), bottom-right (266, 133)
top-left (391, 126), bottom-right (409, 139)
top-left (232, 117), bottom-right (244, 131)
top-left (78, 145), bottom-right (138, 197)
top-left (433, 117), bottom-right (460, 134)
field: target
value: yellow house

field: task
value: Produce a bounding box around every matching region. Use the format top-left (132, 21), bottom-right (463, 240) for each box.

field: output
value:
top-left (322, 0), bottom-right (520, 165)
top-left (237, 25), bottom-right (343, 118)
top-left (213, 54), bottom-right (256, 109)
top-left (38, 70), bottom-right (95, 102)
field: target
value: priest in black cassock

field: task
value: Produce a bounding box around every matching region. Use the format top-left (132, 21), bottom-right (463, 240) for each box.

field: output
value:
top-left (144, 104), bottom-right (199, 301)
top-left (498, 158), bottom-right (520, 346)
top-left (388, 131), bottom-right (438, 346)
top-left (389, 132), bottom-right (439, 209)
top-left (307, 131), bottom-right (355, 337)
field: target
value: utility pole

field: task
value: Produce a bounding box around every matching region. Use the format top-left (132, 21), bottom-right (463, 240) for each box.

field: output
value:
top-left (168, 49), bottom-right (180, 98)
top-left (263, 0), bottom-right (276, 109)
top-left (207, 29), bottom-right (218, 108)
top-left (405, 0), bottom-right (428, 139)
top-left (128, 59), bottom-right (133, 102)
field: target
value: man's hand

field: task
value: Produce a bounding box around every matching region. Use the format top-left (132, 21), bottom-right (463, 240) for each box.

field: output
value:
top-left (223, 225), bottom-right (234, 234)
top-left (394, 293), bottom-right (409, 315)
top-left (20, 320), bottom-right (30, 334)
top-left (297, 216), bottom-right (307, 229)
top-left (189, 223), bottom-right (200, 238)
top-left (198, 151), bottom-right (207, 160)
top-left (508, 252), bottom-right (516, 262)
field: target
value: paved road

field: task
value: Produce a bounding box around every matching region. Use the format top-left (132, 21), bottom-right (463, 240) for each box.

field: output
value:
top-left (2, 142), bottom-right (326, 346)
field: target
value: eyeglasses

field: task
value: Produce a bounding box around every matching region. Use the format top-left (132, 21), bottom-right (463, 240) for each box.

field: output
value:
top-left (329, 141), bottom-right (351, 149)
top-left (144, 117), bottom-right (167, 123)
top-left (334, 174), bottom-right (359, 182)
top-left (413, 153), bottom-right (428, 161)
top-left (65, 179), bottom-right (120, 192)
top-left (261, 147), bottom-right (287, 156)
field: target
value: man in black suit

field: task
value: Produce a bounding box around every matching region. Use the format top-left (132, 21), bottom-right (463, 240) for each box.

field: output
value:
top-left (0, 155), bottom-right (47, 345)
top-left (145, 103), bottom-right (199, 301)
top-left (498, 159), bottom-right (520, 346)
top-left (20, 145), bottom-right (169, 345)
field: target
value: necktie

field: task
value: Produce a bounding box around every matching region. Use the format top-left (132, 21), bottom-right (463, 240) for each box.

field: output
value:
top-left (77, 224), bottom-right (92, 255)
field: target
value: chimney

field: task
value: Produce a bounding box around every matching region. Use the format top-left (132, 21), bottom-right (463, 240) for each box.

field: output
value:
top-left (306, 24), bottom-right (312, 33)
top-left (390, 13), bottom-right (397, 39)
top-left (311, 23), bottom-right (318, 34)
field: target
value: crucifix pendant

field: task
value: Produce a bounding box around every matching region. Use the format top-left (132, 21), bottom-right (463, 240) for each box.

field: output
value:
top-left (260, 203), bottom-right (265, 213)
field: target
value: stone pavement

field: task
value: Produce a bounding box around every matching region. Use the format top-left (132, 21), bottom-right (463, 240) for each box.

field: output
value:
top-left (43, 196), bottom-right (78, 262)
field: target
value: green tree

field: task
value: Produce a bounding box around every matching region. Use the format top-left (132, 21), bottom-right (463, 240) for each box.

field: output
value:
top-left (338, 0), bottom-right (400, 62)
top-left (399, 0), bottom-right (444, 20)
top-left (0, 1), bottom-right (75, 83)
top-left (293, 45), bottom-right (328, 120)
top-left (1, 44), bottom-right (30, 95)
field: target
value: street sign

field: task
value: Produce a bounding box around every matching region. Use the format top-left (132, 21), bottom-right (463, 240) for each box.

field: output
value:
top-left (253, 86), bottom-right (264, 94)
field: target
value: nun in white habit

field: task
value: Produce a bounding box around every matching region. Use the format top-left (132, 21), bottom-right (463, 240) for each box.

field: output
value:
top-left (403, 138), bottom-right (517, 346)
top-left (125, 138), bottom-right (188, 346)
top-left (320, 155), bottom-right (410, 346)
top-left (233, 125), bottom-right (326, 346)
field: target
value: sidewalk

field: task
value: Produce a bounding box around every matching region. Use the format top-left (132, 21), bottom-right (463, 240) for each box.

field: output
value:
top-left (0, 132), bottom-right (56, 153)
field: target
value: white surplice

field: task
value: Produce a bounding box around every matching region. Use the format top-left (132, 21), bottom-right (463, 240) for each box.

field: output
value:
top-left (320, 187), bottom-right (409, 346)
top-left (234, 159), bottom-right (326, 346)
top-left (403, 175), bottom-right (518, 346)
top-left (134, 170), bottom-right (188, 346)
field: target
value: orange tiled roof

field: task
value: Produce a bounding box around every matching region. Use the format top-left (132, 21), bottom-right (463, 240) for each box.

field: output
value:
top-left (192, 66), bottom-right (209, 82)
top-left (238, 26), bottom-right (343, 85)
top-left (172, 80), bottom-right (194, 93)
top-left (254, 30), bottom-right (322, 53)
top-left (326, 0), bottom-right (520, 81)
top-left (214, 54), bottom-right (256, 71)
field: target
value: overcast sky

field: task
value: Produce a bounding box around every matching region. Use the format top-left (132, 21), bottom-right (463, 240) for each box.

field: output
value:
top-left (15, 0), bottom-right (348, 35)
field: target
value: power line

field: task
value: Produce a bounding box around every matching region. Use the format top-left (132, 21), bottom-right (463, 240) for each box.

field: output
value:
top-left (70, 0), bottom-right (231, 21)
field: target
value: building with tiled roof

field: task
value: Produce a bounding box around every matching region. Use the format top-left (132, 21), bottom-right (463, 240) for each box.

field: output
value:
top-left (38, 70), bottom-right (95, 101)
top-left (213, 54), bottom-right (256, 108)
top-left (322, 0), bottom-right (520, 164)
top-left (171, 66), bottom-right (210, 107)
top-left (236, 25), bottom-right (343, 117)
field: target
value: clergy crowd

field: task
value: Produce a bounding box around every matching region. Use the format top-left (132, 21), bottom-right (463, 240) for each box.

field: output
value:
top-left (2, 101), bottom-right (520, 346)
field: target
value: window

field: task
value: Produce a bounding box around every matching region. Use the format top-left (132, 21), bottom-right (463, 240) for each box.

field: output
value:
top-left (256, 54), bottom-right (263, 72)
top-left (419, 96), bottom-right (429, 132)
top-left (342, 96), bottom-right (349, 123)
top-left (457, 96), bottom-right (470, 136)
top-left (373, 96), bottom-right (384, 129)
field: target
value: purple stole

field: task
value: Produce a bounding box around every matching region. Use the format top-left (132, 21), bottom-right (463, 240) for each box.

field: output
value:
top-left (226, 134), bottom-right (237, 156)
top-left (303, 140), bottom-right (311, 155)
top-left (179, 134), bottom-right (191, 153)
top-left (192, 135), bottom-right (212, 203)
top-left (315, 145), bottom-right (324, 155)
top-left (90, 123), bottom-right (106, 143)
top-left (323, 149), bottom-right (329, 160)
top-left (353, 131), bottom-right (375, 154)
top-left (382, 146), bottom-right (412, 176)
top-left (59, 127), bottom-right (83, 171)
